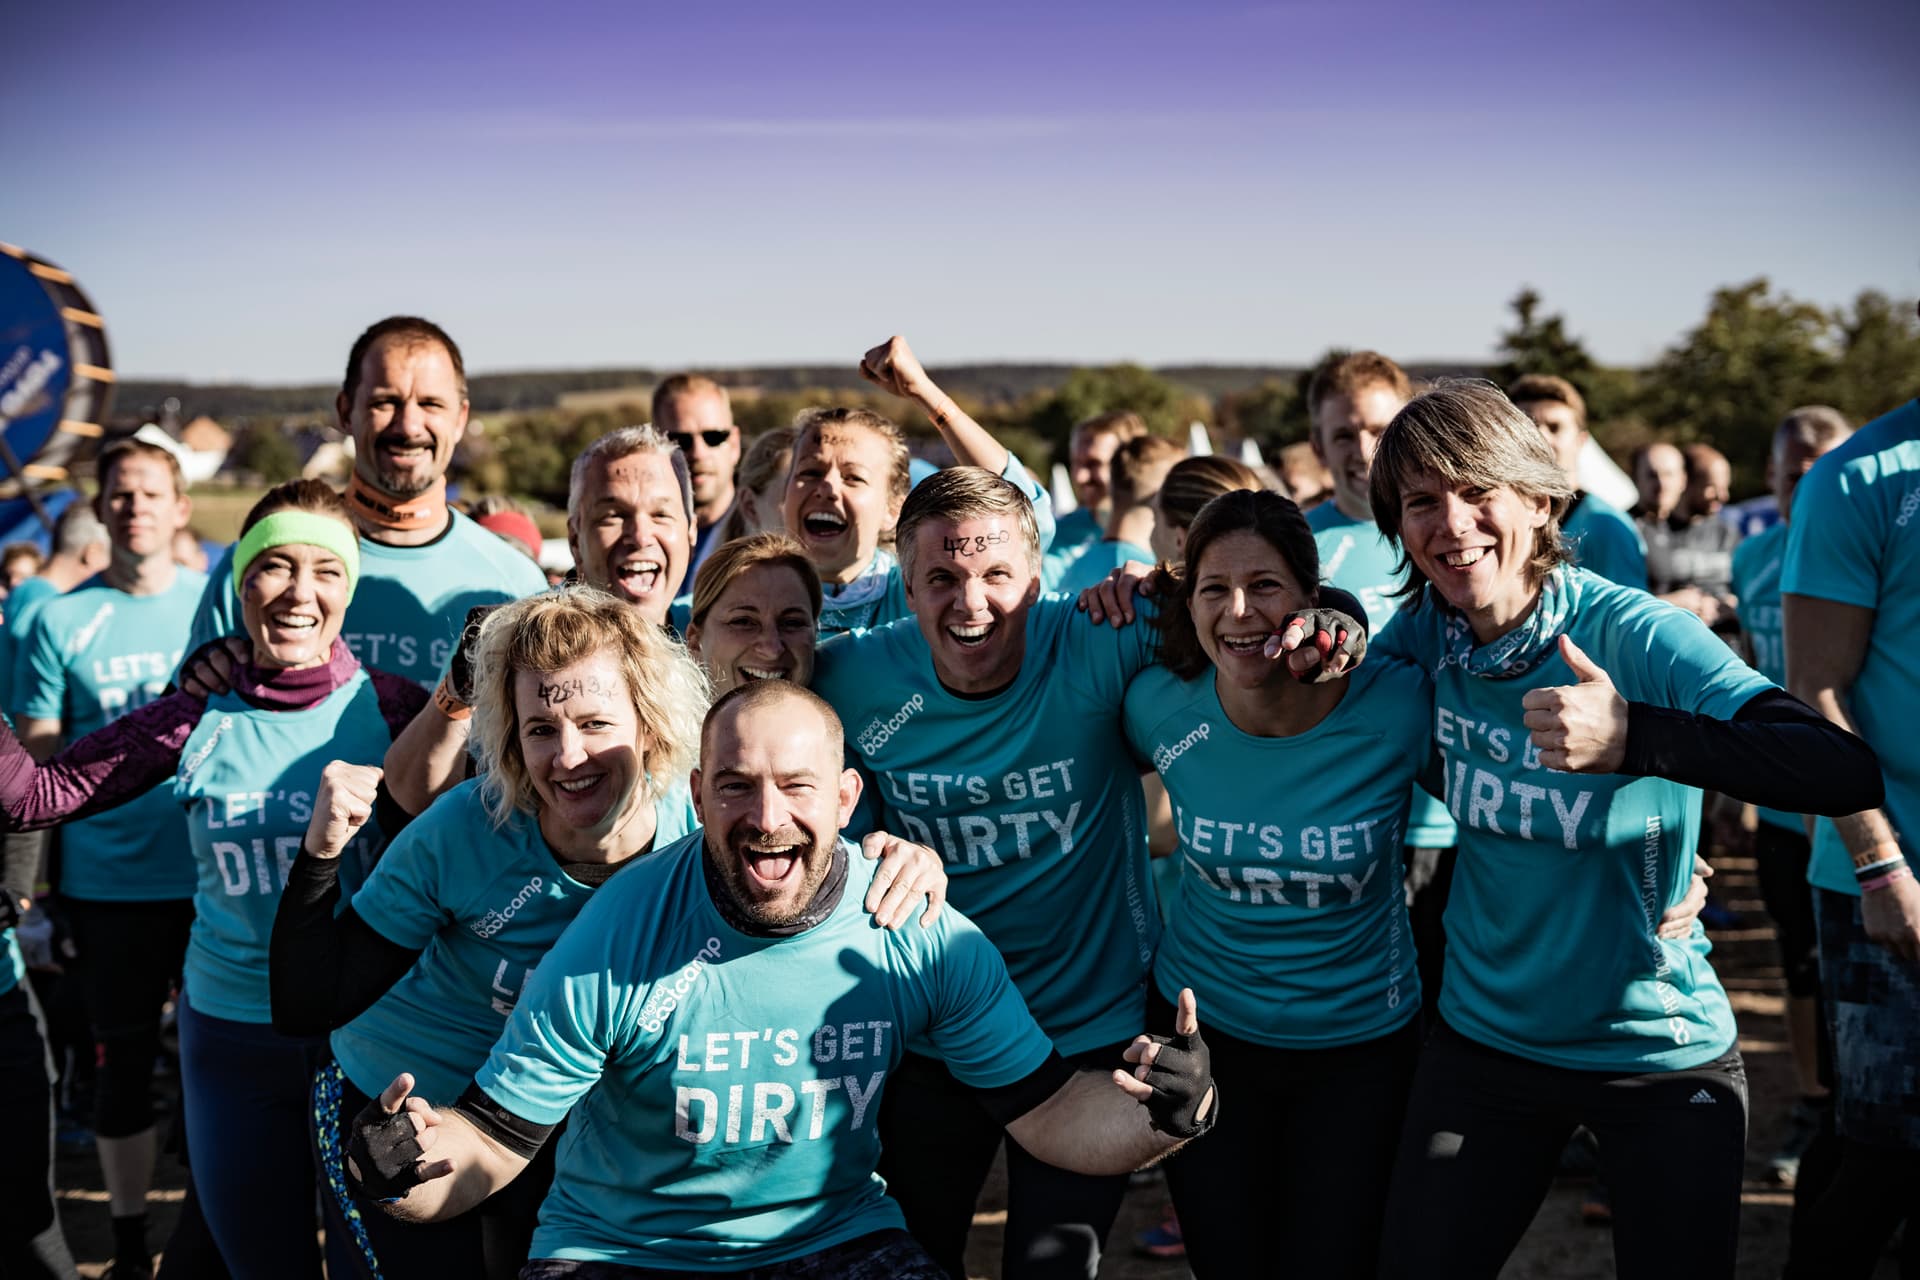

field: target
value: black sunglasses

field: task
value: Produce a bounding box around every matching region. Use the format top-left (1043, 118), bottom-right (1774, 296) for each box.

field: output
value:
top-left (669, 430), bottom-right (734, 450)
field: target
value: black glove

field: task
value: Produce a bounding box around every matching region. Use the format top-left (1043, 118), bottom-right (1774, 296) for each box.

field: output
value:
top-left (1134, 1024), bottom-right (1218, 1139)
top-left (446, 604), bottom-right (498, 706)
top-left (345, 1094), bottom-right (430, 1201)
top-left (1282, 606), bottom-right (1369, 684)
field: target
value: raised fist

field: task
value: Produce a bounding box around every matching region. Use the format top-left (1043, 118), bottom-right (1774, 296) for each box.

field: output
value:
top-left (305, 760), bottom-right (383, 859)
top-left (859, 336), bottom-right (933, 403)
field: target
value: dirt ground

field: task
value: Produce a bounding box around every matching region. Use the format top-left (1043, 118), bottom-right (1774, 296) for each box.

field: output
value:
top-left (53, 852), bottom-right (1900, 1278)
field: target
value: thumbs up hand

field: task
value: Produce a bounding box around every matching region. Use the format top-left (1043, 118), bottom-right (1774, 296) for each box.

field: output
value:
top-left (1520, 634), bottom-right (1628, 773)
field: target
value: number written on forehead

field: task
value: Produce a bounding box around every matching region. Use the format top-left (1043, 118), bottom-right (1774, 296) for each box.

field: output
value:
top-left (537, 675), bottom-right (617, 707)
top-left (943, 530), bottom-right (1012, 559)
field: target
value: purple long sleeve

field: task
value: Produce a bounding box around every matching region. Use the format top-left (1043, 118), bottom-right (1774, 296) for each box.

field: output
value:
top-left (0, 692), bottom-right (205, 830)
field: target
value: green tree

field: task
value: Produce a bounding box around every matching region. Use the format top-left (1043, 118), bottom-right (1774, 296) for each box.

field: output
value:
top-left (1494, 288), bottom-right (1597, 386)
top-left (1020, 364), bottom-right (1206, 459)
top-left (1637, 278), bottom-right (1836, 493)
top-left (1829, 290), bottom-right (1920, 423)
top-left (1216, 378), bottom-right (1303, 451)
top-left (230, 420), bottom-right (303, 484)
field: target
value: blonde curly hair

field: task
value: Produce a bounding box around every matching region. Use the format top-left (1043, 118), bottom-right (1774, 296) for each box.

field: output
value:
top-left (468, 588), bottom-right (710, 828)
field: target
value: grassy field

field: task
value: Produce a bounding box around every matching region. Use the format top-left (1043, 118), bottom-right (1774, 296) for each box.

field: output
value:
top-left (184, 484), bottom-right (266, 542)
top-left (183, 482), bottom-right (568, 542)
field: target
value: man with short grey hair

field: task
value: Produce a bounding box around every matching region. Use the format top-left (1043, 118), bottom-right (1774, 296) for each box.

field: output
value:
top-left (383, 425), bottom-right (701, 814)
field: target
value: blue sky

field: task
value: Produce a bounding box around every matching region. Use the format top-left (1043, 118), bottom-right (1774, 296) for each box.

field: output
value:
top-left (6, 0), bottom-right (1916, 382)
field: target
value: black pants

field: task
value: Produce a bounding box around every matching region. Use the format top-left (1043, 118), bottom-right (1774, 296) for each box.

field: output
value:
top-left (1380, 1019), bottom-right (1748, 1280)
top-left (64, 896), bottom-right (193, 1137)
top-left (0, 982), bottom-right (79, 1279)
top-left (876, 1043), bottom-right (1133, 1280)
top-left (1147, 988), bottom-right (1417, 1279)
top-left (1752, 823), bottom-right (1822, 999)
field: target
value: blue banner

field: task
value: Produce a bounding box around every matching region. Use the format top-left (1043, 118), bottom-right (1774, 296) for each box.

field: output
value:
top-left (0, 254), bottom-right (74, 477)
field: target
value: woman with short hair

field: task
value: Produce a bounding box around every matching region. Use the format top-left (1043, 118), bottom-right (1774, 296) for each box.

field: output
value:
top-left (1366, 383), bottom-right (1881, 1279)
top-left (684, 533), bottom-right (821, 696)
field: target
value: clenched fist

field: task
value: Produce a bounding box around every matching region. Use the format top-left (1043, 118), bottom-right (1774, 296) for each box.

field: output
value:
top-left (859, 335), bottom-right (935, 404)
top-left (305, 760), bottom-right (383, 859)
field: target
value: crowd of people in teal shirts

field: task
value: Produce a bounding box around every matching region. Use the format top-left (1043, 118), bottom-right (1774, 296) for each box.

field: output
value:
top-left (0, 314), bottom-right (1910, 1280)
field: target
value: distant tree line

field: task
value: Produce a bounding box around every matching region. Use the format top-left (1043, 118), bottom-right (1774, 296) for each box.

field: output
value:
top-left (115, 279), bottom-right (1920, 507)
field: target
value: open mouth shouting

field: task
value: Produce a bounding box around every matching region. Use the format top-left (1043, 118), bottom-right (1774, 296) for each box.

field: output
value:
top-left (612, 556), bottom-right (664, 601)
top-left (799, 510), bottom-right (849, 544)
top-left (735, 828), bottom-right (810, 892)
top-left (945, 620), bottom-right (996, 650)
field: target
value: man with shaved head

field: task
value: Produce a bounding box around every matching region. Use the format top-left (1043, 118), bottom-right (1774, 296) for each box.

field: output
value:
top-left (345, 680), bottom-right (1216, 1278)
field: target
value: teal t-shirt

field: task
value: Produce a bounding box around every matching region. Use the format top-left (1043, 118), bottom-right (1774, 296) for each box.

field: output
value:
top-left (1373, 569), bottom-right (1773, 1070)
top-left (1053, 539), bottom-right (1154, 596)
top-left (1039, 507), bottom-right (1104, 591)
top-left (1564, 493), bottom-right (1649, 591)
top-left (176, 673), bottom-right (395, 1022)
top-left (812, 596), bottom-right (1159, 1054)
top-left (473, 832), bottom-right (1053, 1270)
top-left (816, 452), bottom-right (1056, 638)
top-left (333, 777), bottom-right (696, 1103)
top-left (1730, 521), bottom-right (1797, 831)
top-left (1781, 400), bottom-right (1920, 896)
top-left (1308, 501), bottom-right (1459, 850)
top-left (12, 570), bottom-right (206, 901)
top-left (1123, 658), bottom-right (1430, 1047)
top-left (184, 511), bottom-right (547, 689)
top-left (0, 576), bottom-right (59, 712)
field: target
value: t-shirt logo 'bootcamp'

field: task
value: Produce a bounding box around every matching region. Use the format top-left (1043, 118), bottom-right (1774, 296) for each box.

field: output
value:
top-left (1153, 723), bottom-right (1210, 772)
top-left (470, 876), bottom-right (545, 939)
top-left (639, 937), bottom-right (725, 1035)
top-left (858, 694), bottom-right (924, 755)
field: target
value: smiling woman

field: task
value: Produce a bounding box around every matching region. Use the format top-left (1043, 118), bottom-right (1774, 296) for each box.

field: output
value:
top-left (268, 586), bottom-right (950, 1280)
top-left (0, 477), bottom-right (427, 1280)
top-left (1363, 382), bottom-right (1885, 1280)
top-left (467, 590), bottom-right (708, 846)
top-left (684, 532), bottom-right (824, 696)
top-left (270, 588), bottom-right (708, 1280)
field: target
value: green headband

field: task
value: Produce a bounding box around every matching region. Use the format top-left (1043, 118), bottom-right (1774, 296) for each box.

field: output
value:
top-left (231, 511), bottom-right (361, 598)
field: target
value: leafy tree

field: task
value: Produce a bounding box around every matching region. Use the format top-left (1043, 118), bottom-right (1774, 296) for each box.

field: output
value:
top-left (1494, 288), bottom-right (1597, 386)
top-left (1021, 364), bottom-right (1207, 458)
top-left (1829, 290), bottom-right (1920, 423)
top-left (1216, 379), bottom-right (1303, 450)
top-left (230, 421), bottom-right (303, 484)
top-left (1637, 278), bottom-right (1836, 492)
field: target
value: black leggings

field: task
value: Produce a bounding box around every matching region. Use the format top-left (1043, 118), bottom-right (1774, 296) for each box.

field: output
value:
top-left (1380, 1019), bottom-right (1748, 1280)
top-left (1752, 823), bottom-right (1821, 998)
top-left (876, 1042), bottom-right (1134, 1280)
top-left (0, 982), bottom-right (79, 1279)
top-left (1147, 988), bottom-right (1417, 1279)
top-left (64, 896), bottom-right (192, 1137)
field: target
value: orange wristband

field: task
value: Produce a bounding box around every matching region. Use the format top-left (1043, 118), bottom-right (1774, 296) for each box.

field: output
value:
top-left (432, 678), bottom-right (472, 721)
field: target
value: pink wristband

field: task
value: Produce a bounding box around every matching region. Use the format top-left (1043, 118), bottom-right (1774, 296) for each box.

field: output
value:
top-left (1860, 865), bottom-right (1913, 893)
